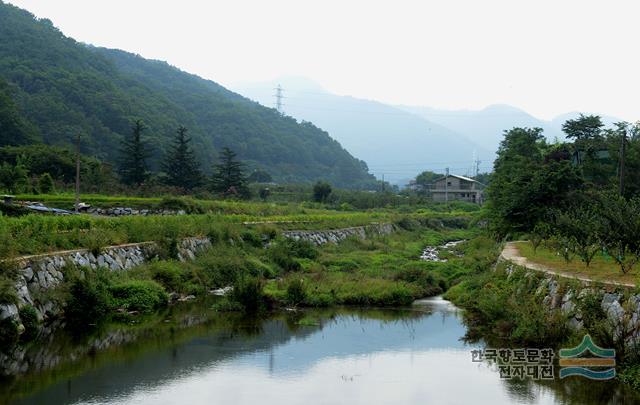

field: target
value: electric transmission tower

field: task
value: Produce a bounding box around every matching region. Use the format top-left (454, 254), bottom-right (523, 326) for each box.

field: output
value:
top-left (274, 84), bottom-right (284, 114)
top-left (472, 150), bottom-right (481, 177)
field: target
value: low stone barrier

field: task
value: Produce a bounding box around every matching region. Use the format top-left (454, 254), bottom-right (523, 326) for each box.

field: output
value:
top-left (282, 223), bottom-right (395, 245)
top-left (1, 237), bottom-right (211, 323)
top-left (500, 261), bottom-right (640, 347)
top-left (0, 224), bottom-right (395, 326)
top-left (87, 207), bottom-right (186, 216)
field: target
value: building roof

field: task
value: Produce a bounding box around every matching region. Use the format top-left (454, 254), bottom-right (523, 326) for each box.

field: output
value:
top-left (434, 174), bottom-right (481, 183)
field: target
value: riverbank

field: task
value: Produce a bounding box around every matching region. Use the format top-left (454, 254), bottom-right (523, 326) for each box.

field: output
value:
top-left (445, 251), bottom-right (640, 391)
top-left (0, 207), bottom-right (478, 366)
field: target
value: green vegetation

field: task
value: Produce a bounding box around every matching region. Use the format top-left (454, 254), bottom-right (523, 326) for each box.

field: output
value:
top-left (264, 226), bottom-right (480, 307)
top-left (0, 2), bottom-right (376, 188)
top-left (210, 147), bottom-right (250, 198)
top-left (513, 241), bottom-right (638, 285)
top-left (162, 126), bottom-right (203, 191)
top-left (0, 196), bottom-right (478, 259)
top-left (482, 115), bottom-right (640, 278)
top-left (0, 206), bottom-right (480, 344)
top-left (312, 181), bottom-right (332, 203)
top-left (119, 120), bottom-right (151, 187)
top-left (445, 264), bottom-right (570, 347)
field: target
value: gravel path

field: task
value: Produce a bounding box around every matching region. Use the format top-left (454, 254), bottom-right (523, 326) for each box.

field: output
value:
top-left (499, 241), bottom-right (635, 288)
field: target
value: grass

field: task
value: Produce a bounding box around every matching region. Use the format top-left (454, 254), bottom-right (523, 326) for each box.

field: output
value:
top-left (514, 241), bottom-right (639, 285)
top-left (0, 195), bottom-right (477, 259)
top-left (264, 227), bottom-right (482, 307)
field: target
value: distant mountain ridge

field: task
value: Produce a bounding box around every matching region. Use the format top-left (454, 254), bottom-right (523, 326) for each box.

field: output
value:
top-left (0, 2), bottom-right (375, 187)
top-left (234, 77), bottom-right (490, 184)
top-left (399, 104), bottom-right (623, 153)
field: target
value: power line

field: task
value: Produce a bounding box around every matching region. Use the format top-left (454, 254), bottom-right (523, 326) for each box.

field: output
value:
top-left (371, 158), bottom-right (488, 167)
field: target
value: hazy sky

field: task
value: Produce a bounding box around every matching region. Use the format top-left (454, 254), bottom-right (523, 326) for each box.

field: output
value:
top-left (7, 0), bottom-right (639, 121)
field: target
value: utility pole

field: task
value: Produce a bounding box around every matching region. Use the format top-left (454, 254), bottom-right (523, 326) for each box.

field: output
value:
top-left (75, 133), bottom-right (81, 213)
top-left (274, 84), bottom-right (284, 114)
top-left (619, 127), bottom-right (627, 196)
top-left (381, 174), bottom-right (385, 193)
top-left (444, 167), bottom-right (449, 204)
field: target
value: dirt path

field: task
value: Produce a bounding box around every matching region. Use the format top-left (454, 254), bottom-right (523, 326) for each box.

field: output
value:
top-left (500, 242), bottom-right (635, 288)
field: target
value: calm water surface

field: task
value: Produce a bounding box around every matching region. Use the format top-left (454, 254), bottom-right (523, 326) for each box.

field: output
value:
top-left (5, 297), bottom-right (639, 404)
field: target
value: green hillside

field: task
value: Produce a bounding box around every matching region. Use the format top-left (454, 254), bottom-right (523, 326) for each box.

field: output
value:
top-left (0, 2), bottom-right (374, 187)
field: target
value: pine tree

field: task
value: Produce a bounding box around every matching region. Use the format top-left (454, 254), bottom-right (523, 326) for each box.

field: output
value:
top-left (162, 126), bottom-right (203, 191)
top-left (119, 120), bottom-right (150, 186)
top-left (210, 147), bottom-right (249, 198)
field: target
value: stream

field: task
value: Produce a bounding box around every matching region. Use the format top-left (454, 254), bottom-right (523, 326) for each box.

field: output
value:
top-left (1, 296), bottom-right (638, 404)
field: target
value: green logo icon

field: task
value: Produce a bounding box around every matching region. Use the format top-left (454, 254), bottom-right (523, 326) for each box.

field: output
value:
top-left (559, 335), bottom-right (615, 380)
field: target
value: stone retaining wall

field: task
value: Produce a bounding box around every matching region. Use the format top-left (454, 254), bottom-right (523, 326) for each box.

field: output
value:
top-left (1, 237), bottom-right (211, 323)
top-left (501, 261), bottom-right (640, 347)
top-left (282, 223), bottom-right (395, 245)
top-left (0, 224), bottom-right (394, 328)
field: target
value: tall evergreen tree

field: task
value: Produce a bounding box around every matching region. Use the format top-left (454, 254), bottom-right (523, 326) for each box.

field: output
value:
top-left (210, 147), bottom-right (249, 198)
top-left (119, 119), bottom-right (150, 186)
top-left (162, 126), bottom-right (203, 190)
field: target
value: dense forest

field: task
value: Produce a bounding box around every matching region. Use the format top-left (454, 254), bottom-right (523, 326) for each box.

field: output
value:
top-left (0, 2), bottom-right (375, 188)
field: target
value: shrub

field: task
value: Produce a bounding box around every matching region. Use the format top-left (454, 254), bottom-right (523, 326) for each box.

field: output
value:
top-left (157, 237), bottom-right (180, 260)
top-left (110, 280), bottom-right (168, 313)
top-left (81, 230), bottom-right (109, 257)
top-left (157, 197), bottom-right (203, 214)
top-left (620, 365), bottom-right (640, 391)
top-left (325, 258), bottom-right (359, 272)
top-left (394, 265), bottom-right (443, 296)
top-left (284, 238), bottom-right (319, 260)
top-left (65, 276), bottom-right (112, 328)
top-left (312, 181), bottom-right (332, 203)
top-left (150, 262), bottom-right (183, 292)
top-left (207, 227), bottom-right (222, 244)
top-left (256, 224), bottom-right (278, 241)
top-left (197, 251), bottom-right (249, 287)
top-left (268, 242), bottom-right (302, 272)
top-left (38, 173), bottom-right (55, 194)
top-left (241, 230), bottom-right (263, 248)
top-left (19, 305), bottom-right (39, 341)
top-left (0, 203), bottom-right (30, 217)
top-left (0, 317), bottom-right (19, 347)
top-left (211, 297), bottom-right (243, 312)
top-left (286, 278), bottom-right (307, 305)
top-left (396, 216), bottom-right (420, 231)
top-left (0, 276), bottom-right (17, 305)
top-left (230, 276), bottom-right (265, 312)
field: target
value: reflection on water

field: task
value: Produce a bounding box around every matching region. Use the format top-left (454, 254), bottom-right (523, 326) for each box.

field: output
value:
top-left (3, 297), bottom-right (640, 404)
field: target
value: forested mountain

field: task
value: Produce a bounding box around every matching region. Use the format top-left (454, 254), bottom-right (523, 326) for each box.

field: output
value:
top-left (234, 77), bottom-right (489, 184)
top-left (0, 2), bottom-right (375, 187)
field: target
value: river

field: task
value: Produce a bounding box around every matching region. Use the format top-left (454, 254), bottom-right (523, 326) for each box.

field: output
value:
top-left (1, 297), bottom-right (638, 404)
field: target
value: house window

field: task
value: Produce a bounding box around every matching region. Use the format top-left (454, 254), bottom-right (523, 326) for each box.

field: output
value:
top-left (447, 182), bottom-right (452, 186)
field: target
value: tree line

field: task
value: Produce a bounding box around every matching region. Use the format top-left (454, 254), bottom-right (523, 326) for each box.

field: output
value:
top-left (486, 114), bottom-right (640, 273)
top-left (119, 120), bottom-right (254, 198)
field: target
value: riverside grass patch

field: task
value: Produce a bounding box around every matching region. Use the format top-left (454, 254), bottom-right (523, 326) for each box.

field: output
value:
top-left (264, 227), bottom-right (483, 308)
top-left (0, 213), bottom-right (487, 347)
top-left (0, 197), bottom-right (476, 259)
